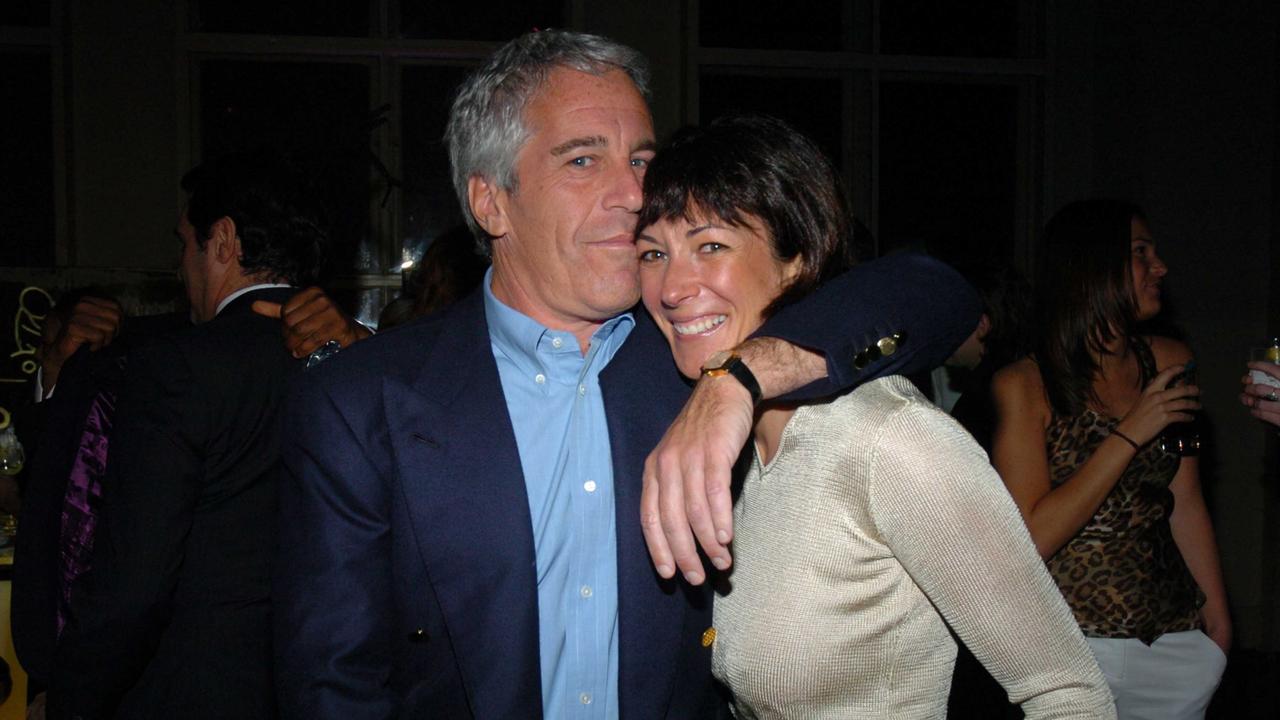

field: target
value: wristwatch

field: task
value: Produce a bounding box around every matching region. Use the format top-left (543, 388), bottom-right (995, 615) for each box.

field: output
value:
top-left (700, 350), bottom-right (762, 406)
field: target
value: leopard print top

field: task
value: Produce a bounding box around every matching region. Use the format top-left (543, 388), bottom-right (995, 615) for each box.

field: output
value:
top-left (1043, 339), bottom-right (1204, 644)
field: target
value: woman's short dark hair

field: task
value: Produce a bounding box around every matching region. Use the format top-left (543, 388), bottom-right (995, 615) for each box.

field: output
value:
top-left (181, 152), bottom-right (328, 287)
top-left (636, 114), bottom-right (856, 317)
top-left (1035, 198), bottom-right (1146, 416)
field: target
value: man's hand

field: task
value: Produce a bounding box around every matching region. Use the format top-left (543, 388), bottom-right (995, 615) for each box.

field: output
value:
top-left (641, 337), bottom-right (826, 585)
top-left (41, 296), bottom-right (123, 395)
top-left (252, 287), bottom-right (371, 359)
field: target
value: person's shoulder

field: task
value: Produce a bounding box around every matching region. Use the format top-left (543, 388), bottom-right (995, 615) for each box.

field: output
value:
top-left (992, 356), bottom-right (1042, 393)
top-left (826, 375), bottom-right (948, 433)
top-left (991, 357), bottom-right (1050, 416)
top-left (1142, 334), bottom-right (1193, 368)
top-left (843, 376), bottom-right (987, 467)
top-left (303, 306), bottom-right (474, 394)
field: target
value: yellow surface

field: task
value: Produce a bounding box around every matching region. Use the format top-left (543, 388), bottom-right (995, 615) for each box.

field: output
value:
top-left (1267, 346), bottom-right (1280, 363)
top-left (0, 580), bottom-right (27, 719)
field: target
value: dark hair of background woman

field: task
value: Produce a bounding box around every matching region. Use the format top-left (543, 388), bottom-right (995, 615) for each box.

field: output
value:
top-left (1035, 198), bottom-right (1147, 417)
top-left (636, 113), bottom-right (856, 318)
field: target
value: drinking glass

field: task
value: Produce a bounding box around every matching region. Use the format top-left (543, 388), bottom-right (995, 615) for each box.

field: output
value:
top-left (1158, 360), bottom-right (1200, 456)
top-left (1248, 338), bottom-right (1280, 391)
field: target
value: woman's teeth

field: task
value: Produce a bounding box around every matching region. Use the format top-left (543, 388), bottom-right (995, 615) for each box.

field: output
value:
top-left (674, 314), bottom-right (727, 335)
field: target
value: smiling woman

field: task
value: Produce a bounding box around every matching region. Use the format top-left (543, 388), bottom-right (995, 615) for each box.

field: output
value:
top-left (634, 115), bottom-right (1116, 719)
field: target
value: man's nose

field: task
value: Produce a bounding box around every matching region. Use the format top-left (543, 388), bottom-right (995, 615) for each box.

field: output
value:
top-left (604, 159), bottom-right (643, 213)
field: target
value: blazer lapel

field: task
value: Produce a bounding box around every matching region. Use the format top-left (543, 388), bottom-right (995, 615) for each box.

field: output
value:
top-left (383, 292), bottom-right (543, 717)
top-left (602, 313), bottom-right (708, 719)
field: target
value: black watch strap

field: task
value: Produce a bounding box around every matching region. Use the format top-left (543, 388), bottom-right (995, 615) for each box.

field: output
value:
top-left (701, 352), bottom-right (763, 405)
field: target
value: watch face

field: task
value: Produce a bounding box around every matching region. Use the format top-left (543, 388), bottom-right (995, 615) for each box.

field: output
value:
top-left (702, 350), bottom-right (734, 373)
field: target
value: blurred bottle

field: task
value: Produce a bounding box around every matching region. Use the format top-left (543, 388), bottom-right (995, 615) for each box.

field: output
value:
top-left (0, 422), bottom-right (24, 476)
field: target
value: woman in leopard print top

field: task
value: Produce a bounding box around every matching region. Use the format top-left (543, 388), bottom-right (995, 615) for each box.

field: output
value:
top-left (991, 200), bottom-right (1231, 720)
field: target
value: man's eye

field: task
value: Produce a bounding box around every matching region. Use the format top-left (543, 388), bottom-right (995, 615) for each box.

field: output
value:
top-left (630, 157), bottom-right (650, 168)
top-left (570, 156), bottom-right (594, 168)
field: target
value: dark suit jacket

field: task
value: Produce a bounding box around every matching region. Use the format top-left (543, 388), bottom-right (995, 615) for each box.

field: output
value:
top-left (274, 253), bottom-right (980, 719)
top-left (12, 312), bottom-right (187, 689)
top-left (47, 289), bottom-right (299, 720)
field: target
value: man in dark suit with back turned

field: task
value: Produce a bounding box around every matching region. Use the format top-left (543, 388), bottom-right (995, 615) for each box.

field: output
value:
top-left (274, 30), bottom-right (980, 719)
top-left (46, 153), bottom-right (328, 719)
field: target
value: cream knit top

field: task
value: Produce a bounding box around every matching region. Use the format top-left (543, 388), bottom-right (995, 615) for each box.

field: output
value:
top-left (711, 376), bottom-right (1115, 719)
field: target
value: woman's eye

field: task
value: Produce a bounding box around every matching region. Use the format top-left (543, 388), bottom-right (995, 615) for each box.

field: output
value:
top-left (638, 249), bottom-right (665, 262)
top-left (700, 242), bottom-right (727, 253)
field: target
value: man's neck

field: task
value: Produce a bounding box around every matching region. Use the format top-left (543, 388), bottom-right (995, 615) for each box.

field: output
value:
top-left (211, 276), bottom-right (290, 319)
top-left (488, 269), bottom-right (606, 356)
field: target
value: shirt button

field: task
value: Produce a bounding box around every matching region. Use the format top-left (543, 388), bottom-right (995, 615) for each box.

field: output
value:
top-left (552, 337), bottom-right (563, 349)
top-left (578, 384), bottom-right (586, 396)
top-left (534, 373), bottom-right (546, 385)
top-left (580, 692), bottom-right (593, 705)
top-left (583, 480), bottom-right (597, 493)
top-left (580, 585), bottom-right (593, 598)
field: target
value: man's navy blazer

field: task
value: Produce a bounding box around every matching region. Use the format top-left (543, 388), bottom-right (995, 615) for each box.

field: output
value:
top-left (274, 253), bottom-right (980, 719)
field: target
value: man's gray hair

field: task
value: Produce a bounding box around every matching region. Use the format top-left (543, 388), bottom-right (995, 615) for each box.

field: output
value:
top-left (444, 29), bottom-right (651, 252)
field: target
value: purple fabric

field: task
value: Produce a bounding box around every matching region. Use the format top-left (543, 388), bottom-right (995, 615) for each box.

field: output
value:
top-left (57, 388), bottom-right (115, 635)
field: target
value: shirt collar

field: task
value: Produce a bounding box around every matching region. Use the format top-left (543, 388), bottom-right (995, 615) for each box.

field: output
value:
top-left (216, 283), bottom-right (293, 317)
top-left (483, 267), bottom-right (634, 378)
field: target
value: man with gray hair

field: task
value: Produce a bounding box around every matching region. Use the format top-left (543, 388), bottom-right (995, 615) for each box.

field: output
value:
top-left (274, 29), bottom-right (978, 718)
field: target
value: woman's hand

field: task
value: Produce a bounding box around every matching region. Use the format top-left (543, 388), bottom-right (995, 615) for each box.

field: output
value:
top-left (1203, 606), bottom-right (1233, 655)
top-left (1240, 361), bottom-right (1280, 428)
top-left (1113, 364), bottom-right (1200, 445)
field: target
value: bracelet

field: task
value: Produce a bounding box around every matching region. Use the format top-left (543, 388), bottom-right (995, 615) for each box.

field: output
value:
top-left (1110, 428), bottom-right (1141, 451)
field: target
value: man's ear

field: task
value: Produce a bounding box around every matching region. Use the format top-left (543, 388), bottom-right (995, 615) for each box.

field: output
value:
top-left (976, 313), bottom-right (993, 340)
top-left (209, 216), bottom-right (241, 266)
top-left (467, 175), bottom-right (509, 239)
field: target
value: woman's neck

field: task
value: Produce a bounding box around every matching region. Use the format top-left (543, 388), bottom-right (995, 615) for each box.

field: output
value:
top-left (753, 403), bottom-right (798, 466)
top-left (1089, 335), bottom-right (1143, 415)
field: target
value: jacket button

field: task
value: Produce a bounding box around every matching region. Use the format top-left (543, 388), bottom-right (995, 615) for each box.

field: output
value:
top-left (877, 334), bottom-right (900, 356)
top-left (701, 627), bottom-right (716, 647)
top-left (408, 628), bottom-right (429, 643)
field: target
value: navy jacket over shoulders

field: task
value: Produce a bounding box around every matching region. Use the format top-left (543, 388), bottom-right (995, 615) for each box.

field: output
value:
top-left (273, 252), bottom-right (980, 719)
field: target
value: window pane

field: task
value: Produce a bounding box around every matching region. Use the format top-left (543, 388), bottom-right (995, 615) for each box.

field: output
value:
top-left (699, 0), bottom-right (844, 51)
top-left (0, 0), bottom-right (49, 27)
top-left (699, 72), bottom-right (845, 175)
top-left (880, 0), bottom-right (1021, 58)
top-left (701, 0), bottom-right (839, 51)
top-left (400, 64), bottom-right (472, 267)
top-left (0, 51), bottom-right (54, 267)
top-left (192, 0), bottom-right (371, 37)
top-left (399, 0), bottom-right (563, 41)
top-left (199, 60), bottom-right (377, 276)
top-left (878, 82), bottom-right (1018, 266)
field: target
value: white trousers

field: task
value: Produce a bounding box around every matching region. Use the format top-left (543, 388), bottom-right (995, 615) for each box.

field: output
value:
top-left (1086, 630), bottom-right (1227, 720)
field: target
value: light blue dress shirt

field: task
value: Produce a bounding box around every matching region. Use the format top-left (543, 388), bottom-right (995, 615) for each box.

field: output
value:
top-left (484, 273), bottom-right (634, 720)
